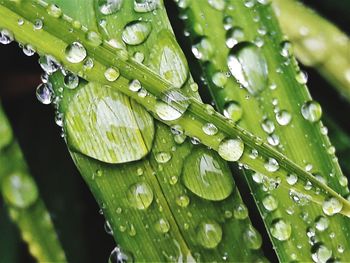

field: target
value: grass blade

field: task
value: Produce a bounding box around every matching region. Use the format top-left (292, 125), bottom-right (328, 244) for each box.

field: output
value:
top-left (45, 0), bottom-right (266, 261)
top-left (175, 0), bottom-right (350, 261)
top-left (273, 0), bottom-right (350, 102)
top-left (0, 103), bottom-right (67, 262)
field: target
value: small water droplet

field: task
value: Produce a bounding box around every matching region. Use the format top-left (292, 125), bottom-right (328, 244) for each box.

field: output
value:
top-left (280, 41), bottom-right (292, 58)
top-left (33, 19), bottom-right (43, 30)
top-left (65, 42), bottom-right (87, 63)
top-left (155, 218), bottom-right (170, 233)
top-left (127, 182), bottom-right (153, 210)
top-left (22, 44), bottom-right (35, 56)
top-left (301, 101), bottom-right (322, 123)
top-left (104, 67), bottom-right (120, 82)
top-left (39, 55), bottom-right (60, 74)
top-left (322, 197), bottom-right (342, 216)
top-left (212, 72), bottom-right (228, 87)
top-left (296, 71), bottom-right (308, 85)
top-left (208, 0), bottom-right (225, 10)
top-left (192, 37), bottom-right (214, 61)
top-left (270, 219), bottom-right (292, 241)
top-left (226, 27), bottom-right (244, 48)
top-left (155, 152), bottom-right (172, 163)
top-left (47, 4), bottom-right (62, 18)
top-left (276, 110), bottom-right (292, 126)
top-left (36, 83), bottom-right (54, 105)
top-left (264, 158), bottom-right (279, 172)
top-left (233, 203), bottom-right (248, 219)
top-left (314, 216), bottom-right (329, 232)
top-left (134, 0), bottom-right (159, 12)
top-left (129, 79), bottom-right (142, 92)
top-left (176, 195), bottom-right (190, 207)
top-left (64, 72), bottom-right (79, 89)
top-left (261, 118), bottom-right (275, 134)
top-left (311, 243), bottom-right (332, 263)
top-left (227, 42), bottom-right (268, 95)
top-left (202, 123), bottom-right (218, 136)
top-left (218, 138), bottom-right (244, 162)
top-left (155, 89), bottom-right (189, 121)
top-left (109, 246), bottom-right (133, 263)
top-left (196, 220), bottom-right (222, 249)
top-left (86, 31), bottom-right (103, 47)
top-left (99, 0), bottom-right (123, 15)
top-left (286, 174), bottom-right (298, 185)
top-left (122, 21), bottom-right (151, 45)
top-left (223, 101), bottom-right (243, 122)
top-left (262, 194), bottom-right (278, 211)
top-left (243, 225), bottom-right (262, 250)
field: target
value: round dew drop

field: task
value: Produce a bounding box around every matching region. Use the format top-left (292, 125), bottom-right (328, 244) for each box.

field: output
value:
top-left (47, 4), bottom-right (62, 18)
top-left (109, 246), bottom-right (133, 263)
top-left (270, 219), bottom-right (292, 241)
top-left (127, 182), bottom-right (153, 210)
top-left (0, 29), bottom-right (14, 45)
top-left (154, 152), bottom-right (172, 164)
top-left (243, 225), bottom-right (262, 250)
top-left (155, 218), bottom-right (170, 233)
top-left (264, 158), bottom-right (279, 172)
top-left (99, 0), bottom-right (123, 15)
top-left (36, 83), bottom-right (54, 105)
top-left (134, 0), bottom-right (159, 13)
top-left (301, 101), bottom-right (322, 123)
top-left (262, 194), bottom-right (278, 211)
top-left (322, 197), bottom-right (342, 216)
top-left (218, 138), bottom-right (244, 162)
top-left (223, 101), bottom-right (243, 122)
top-left (196, 220), bottom-right (222, 249)
top-left (276, 110), bottom-right (292, 126)
top-left (39, 55), bottom-right (60, 75)
top-left (315, 216), bottom-right (329, 232)
top-left (65, 42), bottom-right (87, 63)
top-left (176, 195), bottom-right (190, 208)
top-left (129, 79), bottom-right (142, 92)
top-left (311, 243), bottom-right (332, 263)
top-left (202, 123), bottom-right (218, 136)
top-left (104, 67), bottom-right (120, 82)
top-left (208, 0), bottom-right (226, 11)
top-left (122, 21), bottom-right (151, 46)
top-left (64, 72), bottom-right (79, 89)
top-left (233, 203), bottom-right (248, 219)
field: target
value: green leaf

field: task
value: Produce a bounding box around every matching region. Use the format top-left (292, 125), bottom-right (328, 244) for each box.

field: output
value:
top-left (0, 103), bottom-right (66, 263)
top-left (273, 0), bottom-right (350, 102)
top-left (175, 0), bottom-right (350, 261)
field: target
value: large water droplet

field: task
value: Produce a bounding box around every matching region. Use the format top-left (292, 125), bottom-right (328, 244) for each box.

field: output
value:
top-left (223, 101), bottom-right (243, 122)
top-left (226, 27), bottom-right (244, 48)
top-left (155, 89), bottom-right (189, 121)
top-left (183, 148), bottom-right (234, 201)
top-left (36, 83), bottom-right (54, 105)
top-left (196, 220), bottom-right (222, 249)
top-left (65, 42), bottom-right (87, 63)
top-left (301, 101), bottom-right (322, 123)
top-left (218, 138), bottom-right (244, 162)
top-left (322, 197), bottom-right (342, 216)
top-left (192, 37), bottom-right (214, 61)
top-left (65, 84), bottom-right (154, 163)
top-left (311, 243), bottom-right (332, 263)
top-left (39, 55), bottom-right (60, 75)
top-left (227, 42), bottom-right (268, 95)
top-left (2, 173), bottom-right (38, 208)
top-left (0, 29), bottom-right (14, 44)
top-left (127, 182), bottom-right (153, 210)
top-left (109, 246), bottom-right (133, 263)
top-left (243, 225), bottom-right (262, 250)
top-left (270, 219), bottom-right (292, 241)
top-left (99, 0), bottom-right (123, 15)
top-left (134, 0), bottom-right (159, 12)
top-left (122, 21), bottom-right (151, 45)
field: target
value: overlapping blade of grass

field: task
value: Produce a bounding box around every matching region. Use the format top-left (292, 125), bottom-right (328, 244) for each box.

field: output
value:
top-left (1, 0), bottom-right (349, 218)
top-left (273, 0), bottom-right (350, 102)
top-left (175, 0), bottom-right (350, 261)
top-left (42, 0), bottom-right (266, 261)
top-left (0, 103), bottom-right (66, 262)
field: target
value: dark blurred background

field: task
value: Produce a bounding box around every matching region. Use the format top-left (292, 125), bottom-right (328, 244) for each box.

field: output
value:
top-left (0, 0), bottom-right (349, 262)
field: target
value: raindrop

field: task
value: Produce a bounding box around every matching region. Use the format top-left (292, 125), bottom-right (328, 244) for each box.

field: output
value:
top-left (192, 37), bottom-right (214, 61)
top-left (262, 194), bottom-right (278, 211)
top-left (243, 225), bottom-right (262, 250)
top-left (65, 42), bottom-right (87, 63)
top-left (264, 158), bottom-right (279, 172)
top-left (104, 67), bottom-right (120, 82)
top-left (155, 218), bottom-right (170, 233)
top-left (202, 123), bottom-right (218, 136)
top-left (22, 44), bottom-right (35, 56)
top-left (311, 243), bottom-right (332, 263)
top-left (276, 110), bottom-right (292, 126)
top-left (127, 182), bottom-right (154, 210)
top-left (280, 41), bottom-right (292, 58)
top-left (129, 79), bottom-right (142, 92)
top-left (109, 246), bottom-right (133, 263)
top-left (134, 0), bottom-right (159, 12)
top-left (176, 195), bottom-right (190, 208)
top-left (233, 203), bottom-right (248, 219)
top-left (1, 173), bottom-right (38, 208)
top-left (270, 219), bottom-right (292, 241)
top-left (223, 101), bottom-right (243, 122)
top-left (33, 19), bottom-right (43, 30)
top-left (208, 0), bottom-right (225, 10)
top-left (261, 118), bottom-right (275, 134)
top-left (296, 71), bottom-right (308, 85)
top-left (155, 89), bottom-right (189, 121)
top-left (64, 72), bottom-right (79, 89)
top-left (314, 216), bottom-right (329, 232)
top-left (322, 197), bottom-right (342, 216)
top-left (218, 138), bottom-right (244, 162)
top-left (183, 149), bottom-right (234, 201)
top-left (267, 134), bottom-right (279, 146)
top-left (99, 0), bottom-right (123, 15)
top-left (196, 220), bottom-right (222, 249)
top-left (155, 152), bottom-right (172, 163)
top-left (122, 21), bottom-right (151, 45)
top-left (226, 27), bottom-right (244, 48)
top-left (212, 72), bottom-right (228, 87)
top-left (286, 174), bottom-right (298, 185)
top-left (301, 101), bottom-right (322, 123)
top-left (227, 42), bottom-right (268, 95)
top-left (36, 83), bottom-right (54, 105)
top-left (47, 4), bottom-right (62, 18)
top-left (39, 55), bottom-right (60, 74)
